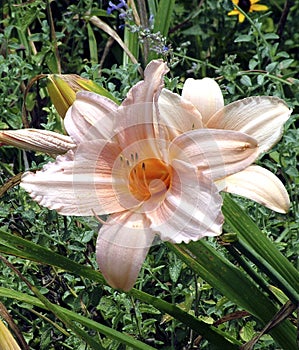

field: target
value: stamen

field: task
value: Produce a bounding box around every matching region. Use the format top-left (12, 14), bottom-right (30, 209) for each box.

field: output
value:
top-left (128, 158), bottom-right (172, 201)
top-left (91, 209), bottom-right (111, 225)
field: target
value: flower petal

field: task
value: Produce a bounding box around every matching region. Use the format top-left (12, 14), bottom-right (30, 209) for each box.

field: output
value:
top-left (169, 129), bottom-right (259, 180)
top-left (21, 140), bottom-right (125, 216)
top-left (96, 211), bottom-right (155, 291)
top-left (0, 129), bottom-right (75, 154)
top-left (251, 4), bottom-right (268, 12)
top-left (215, 165), bottom-right (290, 213)
top-left (114, 60), bottom-right (169, 149)
top-left (65, 91), bottom-right (118, 143)
top-left (158, 88), bottom-right (204, 140)
top-left (147, 159), bottom-right (224, 243)
top-left (205, 96), bottom-right (291, 154)
top-left (182, 78), bottom-right (224, 123)
top-left (123, 59), bottom-right (168, 107)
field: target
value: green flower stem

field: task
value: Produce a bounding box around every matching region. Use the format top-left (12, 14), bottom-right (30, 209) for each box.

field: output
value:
top-left (222, 195), bottom-right (299, 296)
top-left (233, 4), bottom-right (274, 62)
top-left (0, 229), bottom-right (239, 349)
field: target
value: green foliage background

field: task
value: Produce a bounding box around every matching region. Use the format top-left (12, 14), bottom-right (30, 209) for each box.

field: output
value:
top-left (0, 0), bottom-right (298, 349)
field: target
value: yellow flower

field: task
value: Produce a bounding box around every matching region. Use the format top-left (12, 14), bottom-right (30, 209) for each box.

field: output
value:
top-left (228, 0), bottom-right (269, 23)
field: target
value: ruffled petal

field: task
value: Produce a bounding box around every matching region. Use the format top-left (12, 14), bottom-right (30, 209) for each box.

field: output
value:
top-left (157, 89), bottom-right (203, 140)
top-left (115, 60), bottom-right (169, 150)
top-left (182, 78), bottom-right (224, 124)
top-left (0, 129), bottom-right (75, 154)
top-left (21, 140), bottom-right (125, 216)
top-left (147, 159), bottom-right (224, 243)
top-left (123, 59), bottom-right (168, 107)
top-left (169, 129), bottom-right (259, 181)
top-left (65, 91), bottom-right (118, 143)
top-left (215, 165), bottom-right (290, 213)
top-left (96, 211), bottom-right (155, 291)
top-left (205, 96), bottom-right (291, 154)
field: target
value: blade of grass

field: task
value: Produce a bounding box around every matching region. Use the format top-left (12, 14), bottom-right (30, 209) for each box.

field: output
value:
top-left (152, 0), bottom-right (175, 37)
top-left (147, 0), bottom-right (175, 61)
top-left (87, 22), bottom-right (99, 67)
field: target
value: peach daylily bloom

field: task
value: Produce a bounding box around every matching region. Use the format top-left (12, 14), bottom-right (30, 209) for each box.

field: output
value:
top-left (177, 77), bottom-right (291, 213)
top-left (19, 60), bottom-right (261, 291)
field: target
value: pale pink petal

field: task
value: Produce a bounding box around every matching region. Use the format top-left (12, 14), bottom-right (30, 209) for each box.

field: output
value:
top-left (21, 140), bottom-right (125, 216)
top-left (215, 165), bottom-right (290, 213)
top-left (96, 211), bottom-right (155, 291)
top-left (114, 103), bottom-right (162, 154)
top-left (205, 96), bottom-right (291, 153)
top-left (182, 78), bottom-right (224, 123)
top-left (157, 89), bottom-right (204, 140)
top-left (115, 60), bottom-right (169, 149)
top-left (169, 129), bottom-right (259, 181)
top-left (65, 91), bottom-right (118, 143)
top-left (147, 159), bottom-right (223, 243)
top-left (123, 59), bottom-right (168, 107)
top-left (0, 129), bottom-right (75, 154)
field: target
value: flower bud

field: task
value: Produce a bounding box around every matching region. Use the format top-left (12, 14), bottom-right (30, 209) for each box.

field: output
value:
top-left (0, 320), bottom-right (21, 350)
top-left (47, 74), bottom-right (118, 118)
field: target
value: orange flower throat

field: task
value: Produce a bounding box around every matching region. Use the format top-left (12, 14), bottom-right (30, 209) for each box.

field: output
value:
top-left (129, 158), bottom-right (172, 201)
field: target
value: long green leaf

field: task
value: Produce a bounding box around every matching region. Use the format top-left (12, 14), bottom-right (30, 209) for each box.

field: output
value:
top-left (87, 22), bottom-right (99, 66)
top-left (168, 240), bottom-right (297, 350)
top-left (123, 28), bottom-right (139, 66)
top-left (222, 195), bottom-right (299, 295)
top-left (148, 0), bottom-right (175, 61)
top-left (0, 287), bottom-right (155, 350)
top-left (153, 0), bottom-right (175, 37)
top-left (0, 229), bottom-right (239, 349)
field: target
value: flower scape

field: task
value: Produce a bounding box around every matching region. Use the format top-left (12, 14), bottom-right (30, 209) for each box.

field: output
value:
top-left (2, 60), bottom-right (291, 291)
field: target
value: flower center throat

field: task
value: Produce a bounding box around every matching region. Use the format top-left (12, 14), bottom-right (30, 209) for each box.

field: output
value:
top-left (129, 158), bottom-right (172, 201)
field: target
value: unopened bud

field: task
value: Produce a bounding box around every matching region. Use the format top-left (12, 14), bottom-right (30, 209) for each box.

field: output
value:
top-left (47, 74), bottom-right (118, 118)
top-left (0, 319), bottom-right (21, 350)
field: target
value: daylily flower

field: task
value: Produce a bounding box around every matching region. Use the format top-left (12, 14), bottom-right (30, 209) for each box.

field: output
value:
top-left (178, 77), bottom-right (291, 213)
top-left (228, 0), bottom-right (269, 23)
top-left (19, 60), bottom-right (261, 291)
top-left (0, 320), bottom-right (21, 350)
